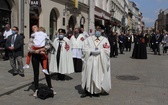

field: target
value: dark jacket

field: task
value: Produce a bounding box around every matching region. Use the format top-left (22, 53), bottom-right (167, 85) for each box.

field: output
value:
top-left (5, 34), bottom-right (24, 57)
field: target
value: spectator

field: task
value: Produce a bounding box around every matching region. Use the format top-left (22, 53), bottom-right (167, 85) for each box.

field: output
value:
top-left (29, 25), bottom-right (56, 97)
top-left (5, 26), bottom-right (24, 76)
top-left (3, 24), bottom-right (12, 60)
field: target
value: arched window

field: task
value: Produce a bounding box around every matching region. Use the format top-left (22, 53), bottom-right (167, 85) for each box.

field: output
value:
top-left (0, 0), bottom-right (10, 10)
top-left (50, 9), bottom-right (57, 40)
top-left (68, 15), bottom-right (77, 31)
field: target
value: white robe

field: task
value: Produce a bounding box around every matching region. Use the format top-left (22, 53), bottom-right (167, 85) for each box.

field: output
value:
top-left (49, 37), bottom-right (74, 74)
top-left (82, 36), bottom-right (111, 94)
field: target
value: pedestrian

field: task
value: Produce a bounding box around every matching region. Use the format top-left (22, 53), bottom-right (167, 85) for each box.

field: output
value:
top-left (81, 29), bottom-right (111, 97)
top-left (23, 26), bottom-right (49, 75)
top-left (131, 33), bottom-right (147, 59)
top-left (3, 24), bottom-right (12, 60)
top-left (154, 30), bottom-right (163, 55)
top-left (162, 32), bottom-right (168, 55)
top-left (49, 29), bottom-right (74, 80)
top-left (125, 33), bottom-right (132, 51)
top-left (149, 32), bottom-right (155, 52)
top-left (118, 32), bottom-right (125, 54)
top-left (28, 25), bottom-right (56, 97)
top-left (108, 31), bottom-right (118, 57)
top-left (70, 27), bottom-right (85, 72)
top-left (5, 26), bottom-right (24, 77)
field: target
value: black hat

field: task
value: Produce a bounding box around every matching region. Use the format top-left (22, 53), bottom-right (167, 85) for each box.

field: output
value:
top-left (58, 29), bottom-right (66, 34)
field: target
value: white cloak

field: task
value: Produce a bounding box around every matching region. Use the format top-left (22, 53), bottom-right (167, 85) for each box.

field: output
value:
top-left (49, 37), bottom-right (74, 74)
top-left (82, 36), bottom-right (111, 94)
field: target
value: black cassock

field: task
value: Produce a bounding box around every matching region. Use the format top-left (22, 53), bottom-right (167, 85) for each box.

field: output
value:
top-left (56, 41), bottom-right (65, 80)
top-left (108, 34), bottom-right (118, 57)
top-left (132, 35), bottom-right (147, 59)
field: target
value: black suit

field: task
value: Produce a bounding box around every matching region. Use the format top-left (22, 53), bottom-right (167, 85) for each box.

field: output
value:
top-left (108, 34), bottom-right (118, 57)
top-left (6, 34), bottom-right (24, 57)
top-left (5, 34), bottom-right (24, 75)
top-left (118, 34), bottom-right (125, 54)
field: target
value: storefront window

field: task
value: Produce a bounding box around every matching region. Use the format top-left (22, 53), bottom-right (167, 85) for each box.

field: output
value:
top-left (0, 0), bottom-right (11, 33)
top-left (30, 9), bottom-right (39, 36)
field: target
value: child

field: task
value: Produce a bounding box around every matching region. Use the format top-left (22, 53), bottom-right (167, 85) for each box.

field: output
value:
top-left (23, 27), bottom-right (49, 75)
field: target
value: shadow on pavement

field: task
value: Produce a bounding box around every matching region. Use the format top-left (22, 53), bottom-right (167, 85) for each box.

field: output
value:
top-left (75, 84), bottom-right (83, 95)
top-left (8, 69), bottom-right (14, 75)
top-left (50, 73), bottom-right (73, 81)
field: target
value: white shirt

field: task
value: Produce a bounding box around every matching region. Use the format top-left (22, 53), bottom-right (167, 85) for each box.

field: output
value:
top-left (32, 31), bottom-right (49, 47)
top-left (11, 34), bottom-right (17, 47)
top-left (3, 29), bottom-right (12, 39)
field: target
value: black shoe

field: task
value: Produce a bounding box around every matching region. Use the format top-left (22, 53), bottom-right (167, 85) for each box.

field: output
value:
top-left (19, 74), bottom-right (25, 77)
top-left (13, 72), bottom-right (18, 76)
top-left (80, 90), bottom-right (92, 98)
top-left (92, 94), bottom-right (100, 97)
top-left (80, 94), bottom-right (87, 98)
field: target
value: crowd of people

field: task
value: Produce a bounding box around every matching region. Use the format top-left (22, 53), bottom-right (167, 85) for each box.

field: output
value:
top-left (0, 23), bottom-right (168, 99)
top-left (108, 30), bottom-right (168, 59)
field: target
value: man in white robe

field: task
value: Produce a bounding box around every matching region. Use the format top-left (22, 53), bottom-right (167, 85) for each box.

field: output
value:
top-left (49, 29), bottom-right (74, 80)
top-left (81, 29), bottom-right (111, 97)
top-left (70, 28), bottom-right (85, 72)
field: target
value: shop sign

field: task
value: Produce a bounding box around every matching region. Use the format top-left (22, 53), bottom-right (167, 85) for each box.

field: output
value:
top-left (30, 0), bottom-right (41, 8)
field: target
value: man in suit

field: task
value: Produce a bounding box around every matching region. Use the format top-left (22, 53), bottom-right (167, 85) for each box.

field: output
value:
top-left (5, 26), bottom-right (24, 77)
top-left (118, 32), bottom-right (126, 54)
top-left (108, 31), bottom-right (118, 57)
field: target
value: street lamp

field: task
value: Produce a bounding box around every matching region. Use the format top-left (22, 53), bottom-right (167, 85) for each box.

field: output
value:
top-left (110, 9), bottom-right (115, 18)
top-left (110, 9), bottom-right (115, 32)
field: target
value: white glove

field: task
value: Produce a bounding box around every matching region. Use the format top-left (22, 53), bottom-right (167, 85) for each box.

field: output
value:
top-left (91, 50), bottom-right (100, 56)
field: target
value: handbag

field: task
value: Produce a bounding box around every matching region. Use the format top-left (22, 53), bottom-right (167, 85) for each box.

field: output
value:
top-left (37, 87), bottom-right (54, 100)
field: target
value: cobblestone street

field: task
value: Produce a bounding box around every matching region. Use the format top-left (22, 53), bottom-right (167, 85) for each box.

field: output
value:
top-left (0, 48), bottom-right (168, 105)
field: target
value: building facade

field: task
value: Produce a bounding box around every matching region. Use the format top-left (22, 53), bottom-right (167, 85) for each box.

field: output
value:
top-left (110, 0), bottom-right (129, 33)
top-left (156, 9), bottom-right (168, 32)
top-left (128, 1), bottom-right (144, 34)
top-left (0, 0), bottom-right (89, 43)
top-left (1, 0), bottom-right (144, 55)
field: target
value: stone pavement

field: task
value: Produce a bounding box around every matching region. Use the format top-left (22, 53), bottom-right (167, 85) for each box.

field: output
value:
top-left (0, 47), bottom-right (168, 105)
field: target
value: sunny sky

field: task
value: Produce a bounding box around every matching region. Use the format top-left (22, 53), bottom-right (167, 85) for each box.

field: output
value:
top-left (130, 0), bottom-right (168, 27)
